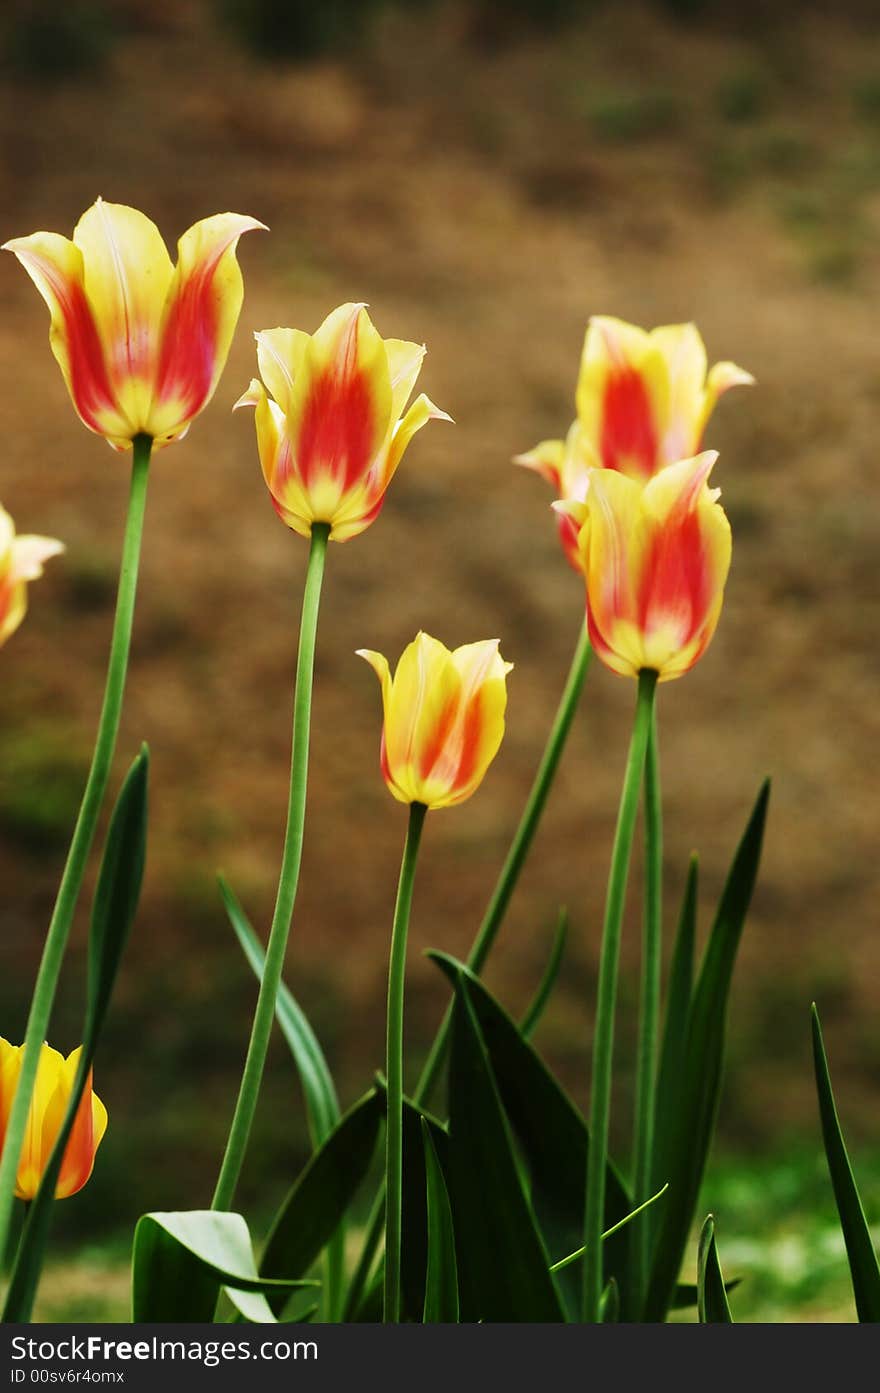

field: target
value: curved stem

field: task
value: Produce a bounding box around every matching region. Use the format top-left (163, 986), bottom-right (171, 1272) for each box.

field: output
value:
top-left (343, 621), bottom-right (592, 1321)
top-left (415, 622), bottom-right (592, 1105)
top-left (582, 668), bottom-right (657, 1322)
top-left (212, 523), bottom-right (329, 1212)
top-left (629, 705), bottom-right (662, 1317)
top-left (383, 801), bottom-right (427, 1324)
top-left (0, 435), bottom-right (151, 1266)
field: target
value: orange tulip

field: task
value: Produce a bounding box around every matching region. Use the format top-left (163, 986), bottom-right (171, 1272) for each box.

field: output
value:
top-left (357, 632), bottom-right (511, 809)
top-left (3, 199), bottom-right (265, 450)
top-left (560, 452), bottom-right (731, 682)
top-left (517, 317), bottom-right (751, 567)
top-left (237, 303), bottom-right (450, 542)
top-left (0, 1040), bottom-right (107, 1200)
top-left (0, 506), bottom-right (63, 648)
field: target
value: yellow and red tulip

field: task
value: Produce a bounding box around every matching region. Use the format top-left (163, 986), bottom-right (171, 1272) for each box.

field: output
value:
top-left (561, 451), bottom-right (731, 682)
top-left (0, 1040), bottom-right (107, 1200)
top-left (3, 199), bottom-right (265, 450)
top-left (517, 316), bottom-right (751, 565)
top-left (357, 632), bottom-right (512, 809)
top-left (237, 302), bottom-right (450, 542)
top-left (0, 506), bottom-right (63, 648)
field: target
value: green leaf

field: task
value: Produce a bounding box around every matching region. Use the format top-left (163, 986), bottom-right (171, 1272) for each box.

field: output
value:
top-left (549, 1184), bottom-right (668, 1274)
top-left (671, 1278), bottom-right (740, 1310)
top-left (651, 854), bottom-right (698, 1205)
top-left (132, 1211), bottom-right (317, 1322)
top-left (812, 1005), bottom-right (880, 1322)
top-left (398, 1093), bottom-right (451, 1323)
top-left (444, 974), bottom-right (565, 1322)
top-left (520, 908), bottom-right (568, 1039)
top-left (644, 779), bottom-right (769, 1322)
top-left (4, 749), bottom-right (149, 1323)
top-left (259, 1088), bottom-right (383, 1312)
top-left (421, 1118), bottom-right (459, 1323)
top-left (697, 1215), bottom-right (733, 1323)
top-left (429, 950), bottom-right (632, 1318)
top-left (599, 1277), bottom-right (619, 1323)
top-left (219, 876), bottom-right (339, 1147)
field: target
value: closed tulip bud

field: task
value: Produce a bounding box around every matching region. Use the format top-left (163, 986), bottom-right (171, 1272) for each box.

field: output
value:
top-left (0, 1040), bottom-right (107, 1200)
top-left (237, 303), bottom-right (451, 542)
top-left (0, 506), bottom-right (63, 648)
top-left (3, 199), bottom-right (265, 450)
top-left (357, 632), bottom-right (512, 809)
top-left (517, 316), bottom-right (751, 567)
top-left (561, 451), bottom-right (731, 682)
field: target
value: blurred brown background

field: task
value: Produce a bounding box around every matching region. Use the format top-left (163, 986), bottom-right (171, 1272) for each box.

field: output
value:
top-left (1, 0), bottom-right (879, 1249)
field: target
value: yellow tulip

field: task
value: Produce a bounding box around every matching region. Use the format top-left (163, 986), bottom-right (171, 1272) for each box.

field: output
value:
top-left (517, 316), bottom-right (751, 567)
top-left (0, 1040), bottom-right (107, 1200)
top-left (3, 199), bottom-right (265, 450)
top-left (358, 632), bottom-right (512, 809)
top-left (561, 452), bottom-right (731, 682)
top-left (0, 505), bottom-right (63, 648)
top-left (237, 302), bottom-right (450, 542)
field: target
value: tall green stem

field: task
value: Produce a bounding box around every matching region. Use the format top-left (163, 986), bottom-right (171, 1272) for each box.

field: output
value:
top-left (384, 800), bottom-right (427, 1324)
top-left (343, 621), bottom-right (592, 1321)
top-left (212, 523), bottom-right (329, 1212)
top-left (629, 705), bottom-right (662, 1317)
top-left (416, 623), bottom-right (592, 1105)
top-left (582, 668), bottom-right (657, 1322)
top-left (0, 435), bottom-right (151, 1265)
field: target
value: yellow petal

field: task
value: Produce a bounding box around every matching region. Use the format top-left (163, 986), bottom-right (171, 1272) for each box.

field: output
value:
top-left (385, 338), bottom-right (427, 424)
top-left (2, 230), bottom-right (132, 442)
top-left (513, 438), bottom-right (566, 490)
top-left (73, 199), bottom-right (175, 433)
top-left (255, 327), bottom-right (310, 414)
top-left (10, 534), bottom-right (65, 583)
top-left (149, 211), bottom-right (266, 443)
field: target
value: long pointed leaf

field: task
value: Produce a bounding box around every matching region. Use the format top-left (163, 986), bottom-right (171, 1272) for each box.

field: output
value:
top-left (645, 778), bottom-right (770, 1321)
top-left (446, 976), bottom-right (565, 1321)
top-left (422, 1118), bottom-right (459, 1323)
top-left (4, 749), bottom-right (149, 1322)
top-left (812, 1005), bottom-right (880, 1322)
top-left (219, 876), bottom-right (339, 1146)
top-left (697, 1215), bottom-right (733, 1323)
top-left (430, 950), bottom-right (632, 1318)
top-left (520, 908), bottom-right (568, 1039)
top-left (259, 1088), bottom-right (383, 1313)
top-left (132, 1211), bottom-right (317, 1323)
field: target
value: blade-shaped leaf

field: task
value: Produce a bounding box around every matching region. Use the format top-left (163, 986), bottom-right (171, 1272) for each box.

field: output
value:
top-left (599, 1277), bottom-right (619, 1322)
top-left (671, 1278), bottom-right (740, 1310)
top-left (398, 1093), bottom-right (451, 1323)
top-left (445, 975), bottom-right (565, 1322)
top-left (645, 779), bottom-right (769, 1322)
top-left (812, 1005), bottom-right (880, 1322)
top-left (697, 1215), bottom-right (733, 1323)
top-left (259, 1088), bottom-right (383, 1312)
top-left (219, 876), bottom-right (339, 1147)
top-left (520, 908), bottom-right (568, 1040)
top-left (422, 1118), bottom-right (459, 1323)
top-left (429, 950), bottom-right (632, 1318)
top-left (4, 749), bottom-right (149, 1323)
top-left (132, 1211), bottom-right (317, 1322)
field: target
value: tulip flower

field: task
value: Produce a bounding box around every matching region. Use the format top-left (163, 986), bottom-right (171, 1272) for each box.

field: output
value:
top-left (516, 316), bottom-right (751, 565)
top-left (0, 1040), bottom-right (107, 1200)
top-left (562, 451), bottom-right (731, 682)
top-left (358, 632), bottom-right (512, 810)
top-left (237, 302), bottom-right (450, 542)
top-left (0, 507), bottom-right (64, 648)
top-left (3, 198), bottom-right (265, 450)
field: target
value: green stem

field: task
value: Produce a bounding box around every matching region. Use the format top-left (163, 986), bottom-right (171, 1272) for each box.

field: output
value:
top-left (629, 704), bottom-right (662, 1317)
top-left (343, 621), bottom-right (592, 1321)
top-left (416, 622), bottom-right (592, 1105)
top-left (582, 668), bottom-right (657, 1322)
top-left (212, 523), bottom-right (329, 1212)
top-left (383, 801), bottom-right (427, 1324)
top-left (0, 435), bottom-right (151, 1266)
